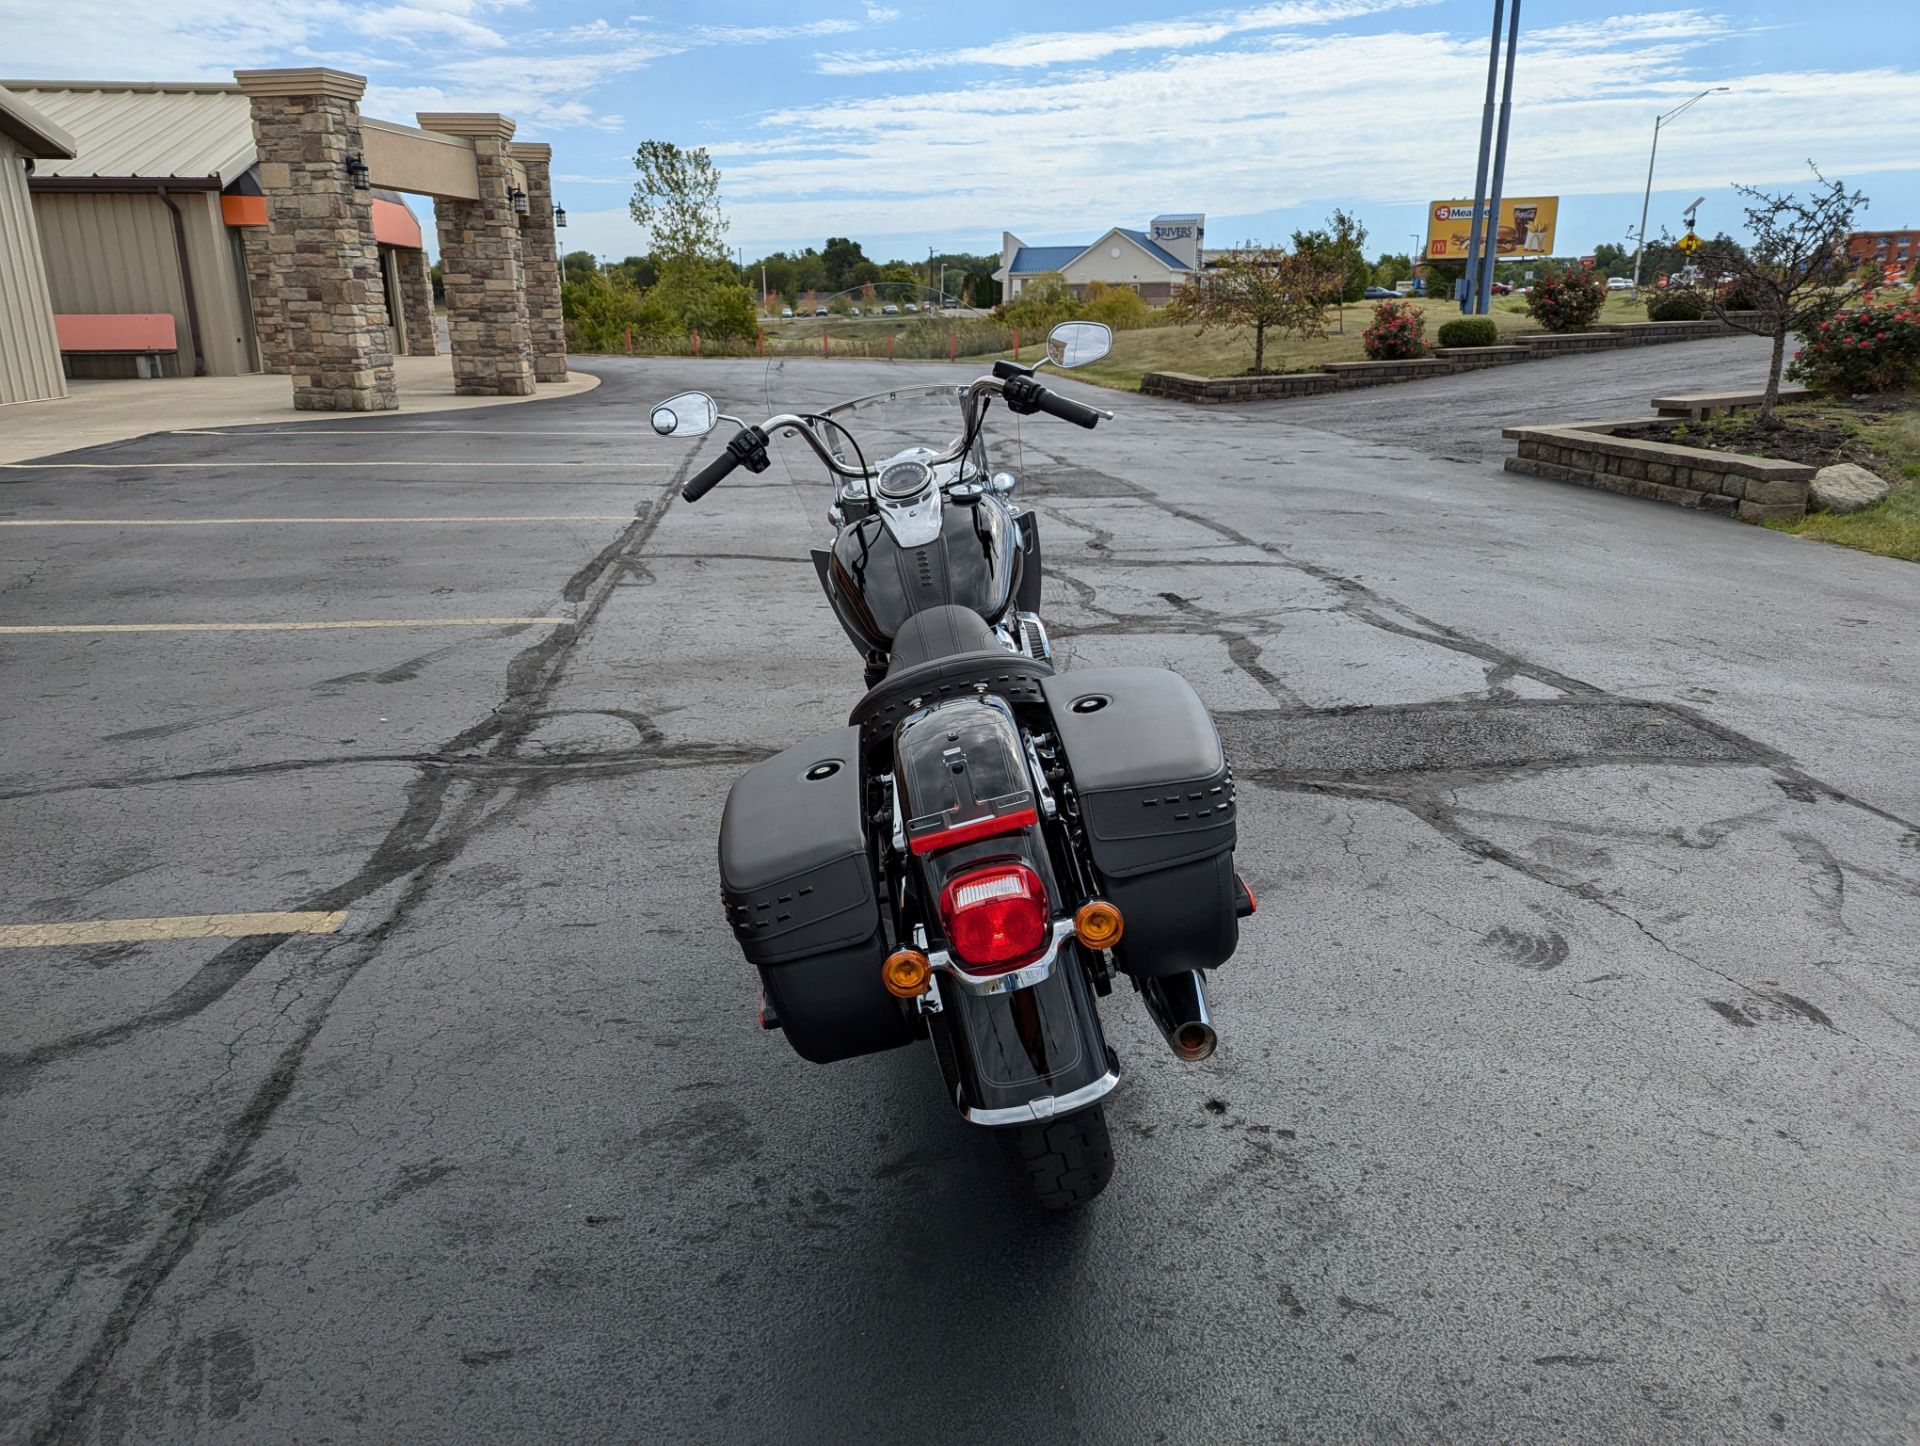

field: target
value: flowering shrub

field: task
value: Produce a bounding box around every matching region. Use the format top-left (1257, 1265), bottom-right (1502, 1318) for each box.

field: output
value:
top-left (1645, 289), bottom-right (1706, 321)
top-left (1788, 295), bottom-right (1920, 393)
top-left (1524, 267), bottom-right (1608, 332)
top-left (1363, 299), bottom-right (1427, 359)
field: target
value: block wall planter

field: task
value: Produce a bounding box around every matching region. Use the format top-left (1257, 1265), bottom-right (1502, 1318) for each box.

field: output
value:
top-left (1501, 419), bottom-right (1813, 522)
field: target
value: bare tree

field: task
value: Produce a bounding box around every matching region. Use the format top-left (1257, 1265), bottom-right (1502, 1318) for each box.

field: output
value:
top-left (1692, 164), bottom-right (1867, 423)
top-left (1169, 247), bottom-right (1341, 374)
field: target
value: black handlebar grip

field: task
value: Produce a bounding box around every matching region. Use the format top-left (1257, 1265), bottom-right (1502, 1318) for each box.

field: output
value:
top-left (682, 447), bottom-right (741, 502)
top-left (1036, 387), bottom-right (1102, 429)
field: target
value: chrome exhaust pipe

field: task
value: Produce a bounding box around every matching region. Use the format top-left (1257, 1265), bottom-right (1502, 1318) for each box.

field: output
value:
top-left (1138, 969), bottom-right (1217, 1061)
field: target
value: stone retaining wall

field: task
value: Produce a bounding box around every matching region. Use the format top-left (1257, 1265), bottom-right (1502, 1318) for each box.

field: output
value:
top-left (1140, 312), bottom-right (1768, 404)
top-left (1502, 419), bottom-right (1812, 522)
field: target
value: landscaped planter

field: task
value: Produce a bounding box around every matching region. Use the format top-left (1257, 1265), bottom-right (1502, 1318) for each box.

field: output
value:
top-left (1139, 371), bottom-right (1339, 403)
top-left (1137, 312), bottom-right (1771, 405)
top-left (1502, 419), bottom-right (1813, 521)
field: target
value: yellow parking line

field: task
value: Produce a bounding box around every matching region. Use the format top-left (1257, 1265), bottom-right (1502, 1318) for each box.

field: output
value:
top-left (0, 617), bottom-right (564, 634)
top-left (0, 516), bottom-right (632, 527)
top-left (0, 461), bottom-right (667, 470)
top-left (0, 910), bottom-right (348, 948)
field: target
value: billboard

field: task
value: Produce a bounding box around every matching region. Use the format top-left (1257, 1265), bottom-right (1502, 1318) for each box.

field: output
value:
top-left (1426, 196), bottom-right (1559, 260)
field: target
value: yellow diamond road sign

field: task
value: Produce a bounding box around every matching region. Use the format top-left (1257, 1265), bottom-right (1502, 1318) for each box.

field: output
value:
top-left (1677, 231), bottom-right (1702, 255)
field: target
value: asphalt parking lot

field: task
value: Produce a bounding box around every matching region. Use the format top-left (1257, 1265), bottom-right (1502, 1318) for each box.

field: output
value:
top-left (3, 342), bottom-right (1918, 1442)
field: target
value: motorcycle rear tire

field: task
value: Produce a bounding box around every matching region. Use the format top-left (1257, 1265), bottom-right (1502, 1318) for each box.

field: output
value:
top-left (1002, 1104), bottom-right (1114, 1210)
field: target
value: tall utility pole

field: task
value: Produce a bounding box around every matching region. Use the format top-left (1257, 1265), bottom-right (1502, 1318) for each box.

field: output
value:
top-left (1475, 0), bottom-right (1522, 315)
top-left (1630, 87), bottom-right (1730, 294)
top-left (1462, 0), bottom-right (1506, 314)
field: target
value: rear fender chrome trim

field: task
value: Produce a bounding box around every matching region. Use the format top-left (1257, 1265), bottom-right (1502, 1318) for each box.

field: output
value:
top-left (929, 918), bottom-right (1074, 997)
top-left (961, 1066), bottom-right (1121, 1126)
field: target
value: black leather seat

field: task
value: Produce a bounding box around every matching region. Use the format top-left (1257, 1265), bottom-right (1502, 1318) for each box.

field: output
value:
top-left (850, 605), bottom-right (1051, 737)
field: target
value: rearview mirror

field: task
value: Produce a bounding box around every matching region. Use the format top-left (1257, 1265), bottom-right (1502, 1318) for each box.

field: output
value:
top-left (1045, 321), bottom-right (1112, 369)
top-left (651, 391), bottom-right (718, 437)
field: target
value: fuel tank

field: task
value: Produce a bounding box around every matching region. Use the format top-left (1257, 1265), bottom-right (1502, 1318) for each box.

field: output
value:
top-left (825, 494), bottom-right (1023, 655)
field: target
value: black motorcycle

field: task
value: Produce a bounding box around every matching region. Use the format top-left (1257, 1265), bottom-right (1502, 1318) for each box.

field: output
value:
top-left (652, 322), bottom-right (1253, 1208)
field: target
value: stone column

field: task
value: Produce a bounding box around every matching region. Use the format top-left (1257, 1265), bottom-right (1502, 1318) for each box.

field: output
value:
top-left (418, 112), bottom-right (534, 396)
top-left (395, 247), bottom-right (439, 357)
top-left (238, 224), bottom-right (290, 373)
top-left (234, 67), bottom-right (396, 411)
top-left (510, 142), bottom-right (567, 383)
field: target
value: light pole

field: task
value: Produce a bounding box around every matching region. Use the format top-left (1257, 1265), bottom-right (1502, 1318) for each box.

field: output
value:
top-left (1631, 86), bottom-right (1730, 293)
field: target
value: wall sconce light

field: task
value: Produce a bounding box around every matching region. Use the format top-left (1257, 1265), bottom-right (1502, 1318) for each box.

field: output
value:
top-left (553, 206), bottom-right (567, 228)
top-left (346, 154), bottom-right (370, 191)
top-left (508, 186), bottom-right (530, 216)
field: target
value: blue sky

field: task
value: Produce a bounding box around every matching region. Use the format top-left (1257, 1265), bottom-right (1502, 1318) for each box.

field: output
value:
top-left (8, 1), bottom-right (1918, 266)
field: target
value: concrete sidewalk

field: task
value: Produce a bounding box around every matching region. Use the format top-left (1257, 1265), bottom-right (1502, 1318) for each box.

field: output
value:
top-left (0, 354), bottom-right (601, 464)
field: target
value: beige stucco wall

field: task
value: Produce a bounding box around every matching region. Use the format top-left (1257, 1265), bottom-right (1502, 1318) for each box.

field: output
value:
top-left (1062, 232), bottom-right (1179, 288)
top-left (34, 188), bottom-right (254, 377)
top-left (0, 137), bottom-right (66, 404)
top-left (361, 119), bottom-right (480, 200)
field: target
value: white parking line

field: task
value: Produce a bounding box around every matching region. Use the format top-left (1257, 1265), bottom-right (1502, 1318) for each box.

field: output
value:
top-left (0, 911), bottom-right (348, 948)
top-left (0, 516), bottom-right (632, 527)
top-left (0, 618), bottom-right (565, 635)
top-left (0, 461), bottom-right (668, 470)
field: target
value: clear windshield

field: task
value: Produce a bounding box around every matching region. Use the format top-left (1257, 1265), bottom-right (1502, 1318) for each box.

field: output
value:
top-left (761, 365), bottom-right (1015, 490)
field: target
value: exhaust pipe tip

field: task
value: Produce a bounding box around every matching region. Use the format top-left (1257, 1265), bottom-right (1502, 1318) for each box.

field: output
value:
top-left (1171, 1022), bottom-right (1217, 1062)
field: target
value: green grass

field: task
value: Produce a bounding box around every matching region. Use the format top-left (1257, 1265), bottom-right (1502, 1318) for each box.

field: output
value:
top-left (999, 294), bottom-right (1652, 391)
top-left (1764, 397), bottom-right (1920, 562)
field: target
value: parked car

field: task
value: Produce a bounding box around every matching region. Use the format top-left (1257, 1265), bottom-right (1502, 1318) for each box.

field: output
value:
top-left (1362, 286), bottom-right (1399, 300)
top-left (904, 302), bottom-right (919, 313)
top-left (882, 303), bottom-right (899, 315)
top-left (1606, 277), bottom-right (1633, 291)
top-left (850, 307), bottom-right (861, 316)
top-left (1489, 281), bottom-right (1512, 296)
top-left (780, 307), bottom-right (793, 318)
top-left (814, 306), bottom-right (829, 316)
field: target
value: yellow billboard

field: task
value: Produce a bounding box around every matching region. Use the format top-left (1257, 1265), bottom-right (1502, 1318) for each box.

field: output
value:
top-left (1426, 196), bottom-right (1559, 260)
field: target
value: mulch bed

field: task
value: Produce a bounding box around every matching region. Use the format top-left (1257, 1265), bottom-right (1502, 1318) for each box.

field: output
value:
top-left (1611, 410), bottom-right (1872, 470)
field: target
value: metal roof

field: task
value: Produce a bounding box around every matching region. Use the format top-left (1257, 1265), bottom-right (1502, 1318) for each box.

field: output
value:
top-left (1009, 230), bottom-right (1195, 277)
top-left (0, 83), bottom-right (78, 159)
top-left (1008, 245), bottom-right (1085, 275)
top-left (3, 83), bottom-right (256, 183)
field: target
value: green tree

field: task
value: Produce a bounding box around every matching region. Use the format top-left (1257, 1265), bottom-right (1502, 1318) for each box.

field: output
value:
top-left (562, 250), bottom-right (599, 287)
top-left (1168, 247), bottom-right (1341, 373)
top-left (821, 236), bottom-right (870, 292)
top-left (629, 140), bottom-right (728, 264)
top-left (645, 257), bottom-right (758, 341)
top-left (1591, 241), bottom-right (1632, 278)
top-left (1691, 166), bottom-right (1867, 421)
top-left (1372, 252), bottom-right (1414, 288)
top-left (1291, 209), bottom-right (1371, 303)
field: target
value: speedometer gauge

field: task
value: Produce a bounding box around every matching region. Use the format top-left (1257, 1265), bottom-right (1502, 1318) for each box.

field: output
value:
top-left (878, 460), bottom-right (933, 500)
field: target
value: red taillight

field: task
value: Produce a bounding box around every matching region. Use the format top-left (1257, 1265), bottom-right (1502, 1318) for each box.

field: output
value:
top-left (939, 862), bottom-right (1048, 972)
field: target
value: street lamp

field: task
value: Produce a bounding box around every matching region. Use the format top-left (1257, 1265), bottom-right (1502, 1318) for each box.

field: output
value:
top-left (1631, 86), bottom-right (1730, 293)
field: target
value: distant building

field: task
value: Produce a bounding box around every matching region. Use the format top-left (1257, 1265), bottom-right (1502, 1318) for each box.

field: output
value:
top-left (995, 214), bottom-right (1204, 302)
top-left (1844, 227), bottom-right (1914, 276)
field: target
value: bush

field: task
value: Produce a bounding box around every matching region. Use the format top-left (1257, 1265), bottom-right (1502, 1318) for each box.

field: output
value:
top-left (1717, 277), bottom-right (1765, 312)
top-left (1789, 297), bottom-right (1920, 393)
top-left (997, 273), bottom-right (1082, 333)
top-left (1645, 290), bottom-right (1707, 321)
top-left (1524, 267), bottom-right (1608, 332)
top-left (1080, 280), bottom-right (1152, 331)
top-left (1363, 299), bottom-right (1427, 359)
top-left (1436, 317), bottom-right (1499, 348)
top-left (561, 270), bottom-right (649, 351)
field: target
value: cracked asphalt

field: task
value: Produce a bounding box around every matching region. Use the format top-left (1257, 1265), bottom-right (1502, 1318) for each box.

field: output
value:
top-left (3, 339), bottom-right (1918, 1443)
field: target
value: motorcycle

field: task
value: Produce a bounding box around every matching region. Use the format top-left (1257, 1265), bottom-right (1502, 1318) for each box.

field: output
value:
top-left (651, 321), bottom-right (1254, 1209)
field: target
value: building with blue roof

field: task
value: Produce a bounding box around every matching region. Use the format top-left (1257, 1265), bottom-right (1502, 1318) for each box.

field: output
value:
top-left (994, 215), bottom-right (1204, 303)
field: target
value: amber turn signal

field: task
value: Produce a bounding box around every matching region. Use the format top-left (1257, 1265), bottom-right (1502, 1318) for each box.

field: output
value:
top-left (1074, 899), bottom-right (1124, 949)
top-left (882, 948), bottom-right (932, 998)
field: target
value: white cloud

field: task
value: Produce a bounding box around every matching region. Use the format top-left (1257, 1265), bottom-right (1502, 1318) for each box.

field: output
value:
top-left (813, 0), bottom-right (1438, 75)
top-left (712, 13), bottom-right (1920, 251)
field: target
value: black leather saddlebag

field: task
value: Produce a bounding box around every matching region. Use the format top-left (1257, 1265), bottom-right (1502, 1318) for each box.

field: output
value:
top-left (1041, 668), bottom-right (1238, 978)
top-left (718, 726), bottom-right (912, 1063)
